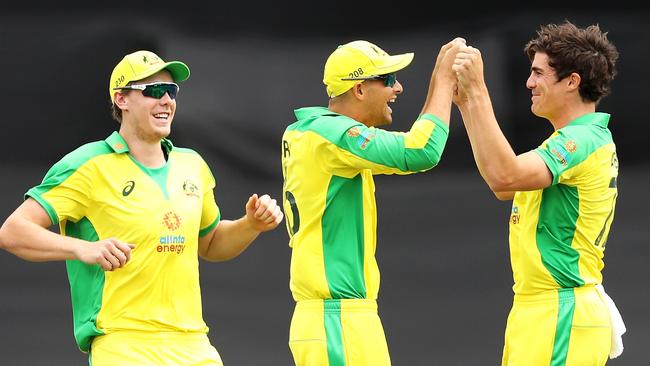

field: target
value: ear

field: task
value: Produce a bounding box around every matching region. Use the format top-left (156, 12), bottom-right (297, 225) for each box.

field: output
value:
top-left (114, 92), bottom-right (129, 112)
top-left (350, 82), bottom-right (366, 101)
top-left (566, 72), bottom-right (581, 92)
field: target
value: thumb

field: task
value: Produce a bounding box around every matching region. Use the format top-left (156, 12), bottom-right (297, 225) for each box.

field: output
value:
top-left (246, 194), bottom-right (258, 212)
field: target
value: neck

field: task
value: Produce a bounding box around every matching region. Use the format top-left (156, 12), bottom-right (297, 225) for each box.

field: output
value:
top-left (328, 98), bottom-right (372, 127)
top-left (119, 126), bottom-right (167, 168)
top-left (549, 101), bottom-right (596, 130)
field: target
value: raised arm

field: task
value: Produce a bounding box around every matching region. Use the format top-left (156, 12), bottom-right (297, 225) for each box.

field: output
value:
top-left (452, 45), bottom-right (552, 194)
top-left (420, 37), bottom-right (466, 125)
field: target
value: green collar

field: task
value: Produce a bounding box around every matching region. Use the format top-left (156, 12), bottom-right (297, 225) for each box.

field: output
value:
top-left (566, 112), bottom-right (610, 128)
top-left (104, 131), bottom-right (174, 155)
top-left (294, 106), bottom-right (340, 120)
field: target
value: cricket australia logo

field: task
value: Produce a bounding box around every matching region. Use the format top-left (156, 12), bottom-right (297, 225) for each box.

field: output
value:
top-left (143, 54), bottom-right (162, 65)
top-left (183, 179), bottom-right (200, 198)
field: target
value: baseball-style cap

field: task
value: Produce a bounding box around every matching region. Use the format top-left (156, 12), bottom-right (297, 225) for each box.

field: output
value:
top-left (323, 40), bottom-right (414, 98)
top-left (109, 50), bottom-right (190, 102)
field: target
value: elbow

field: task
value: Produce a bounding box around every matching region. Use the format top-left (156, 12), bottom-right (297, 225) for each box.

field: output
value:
top-left (427, 152), bottom-right (442, 168)
top-left (199, 254), bottom-right (227, 263)
top-left (487, 181), bottom-right (507, 193)
top-left (198, 247), bottom-right (238, 263)
top-left (492, 190), bottom-right (514, 201)
top-left (485, 173), bottom-right (516, 193)
top-left (0, 220), bottom-right (18, 253)
top-left (0, 220), bottom-right (11, 251)
top-left (410, 151), bottom-right (442, 171)
top-left (198, 246), bottom-right (223, 263)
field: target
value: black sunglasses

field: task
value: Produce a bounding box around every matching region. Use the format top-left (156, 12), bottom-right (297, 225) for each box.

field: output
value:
top-left (341, 73), bottom-right (397, 88)
top-left (114, 82), bottom-right (180, 99)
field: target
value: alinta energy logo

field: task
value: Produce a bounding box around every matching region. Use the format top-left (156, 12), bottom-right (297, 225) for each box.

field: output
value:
top-left (158, 210), bottom-right (186, 255)
top-left (510, 206), bottom-right (520, 224)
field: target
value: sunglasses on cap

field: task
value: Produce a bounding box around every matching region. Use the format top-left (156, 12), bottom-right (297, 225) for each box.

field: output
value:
top-left (114, 82), bottom-right (180, 99)
top-left (341, 73), bottom-right (397, 88)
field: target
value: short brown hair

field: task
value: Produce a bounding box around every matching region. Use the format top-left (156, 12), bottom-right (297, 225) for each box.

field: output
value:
top-left (110, 89), bottom-right (131, 123)
top-left (524, 20), bottom-right (619, 104)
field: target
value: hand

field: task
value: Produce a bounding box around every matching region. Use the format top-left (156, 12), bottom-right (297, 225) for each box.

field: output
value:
top-left (245, 193), bottom-right (284, 232)
top-left (76, 238), bottom-right (135, 271)
top-left (452, 82), bottom-right (469, 107)
top-left (433, 37), bottom-right (466, 82)
top-left (452, 45), bottom-right (485, 91)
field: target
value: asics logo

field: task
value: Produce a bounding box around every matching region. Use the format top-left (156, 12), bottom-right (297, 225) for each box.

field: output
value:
top-left (123, 180), bottom-right (135, 196)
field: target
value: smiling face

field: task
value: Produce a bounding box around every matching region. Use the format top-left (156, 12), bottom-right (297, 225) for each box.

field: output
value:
top-left (358, 78), bottom-right (403, 127)
top-left (117, 70), bottom-right (176, 143)
top-left (526, 52), bottom-right (567, 121)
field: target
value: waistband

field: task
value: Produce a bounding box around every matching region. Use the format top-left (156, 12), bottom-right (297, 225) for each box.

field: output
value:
top-left (93, 330), bottom-right (209, 344)
top-left (514, 285), bottom-right (599, 304)
top-left (295, 298), bottom-right (377, 313)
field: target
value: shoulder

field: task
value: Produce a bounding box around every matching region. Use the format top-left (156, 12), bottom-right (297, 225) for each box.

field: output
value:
top-left (297, 114), bottom-right (363, 144)
top-left (170, 146), bottom-right (210, 167)
top-left (170, 146), bottom-right (214, 179)
top-left (559, 123), bottom-right (614, 157)
top-left (37, 140), bottom-right (113, 185)
top-left (172, 146), bottom-right (201, 156)
top-left (53, 140), bottom-right (114, 171)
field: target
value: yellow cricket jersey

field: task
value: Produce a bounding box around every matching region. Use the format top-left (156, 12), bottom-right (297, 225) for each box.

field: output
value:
top-left (281, 106), bottom-right (449, 301)
top-left (26, 132), bottom-right (220, 352)
top-left (509, 112), bottom-right (618, 295)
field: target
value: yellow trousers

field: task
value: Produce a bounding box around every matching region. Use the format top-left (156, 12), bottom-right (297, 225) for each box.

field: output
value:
top-left (289, 299), bottom-right (390, 366)
top-left (502, 286), bottom-right (611, 366)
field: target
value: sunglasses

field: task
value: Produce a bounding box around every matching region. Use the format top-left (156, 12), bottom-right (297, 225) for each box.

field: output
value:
top-left (114, 82), bottom-right (180, 99)
top-left (341, 73), bottom-right (397, 88)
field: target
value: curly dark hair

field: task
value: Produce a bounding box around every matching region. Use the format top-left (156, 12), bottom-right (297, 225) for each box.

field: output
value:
top-left (524, 20), bottom-right (619, 104)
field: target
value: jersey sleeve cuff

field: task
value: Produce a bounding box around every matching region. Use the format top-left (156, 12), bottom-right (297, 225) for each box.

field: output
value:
top-left (24, 190), bottom-right (60, 225)
top-left (418, 113), bottom-right (449, 136)
top-left (533, 148), bottom-right (560, 185)
top-left (199, 212), bottom-right (221, 237)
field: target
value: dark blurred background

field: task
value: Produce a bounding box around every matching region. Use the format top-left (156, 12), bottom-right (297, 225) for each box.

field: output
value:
top-left (1, 5), bottom-right (648, 365)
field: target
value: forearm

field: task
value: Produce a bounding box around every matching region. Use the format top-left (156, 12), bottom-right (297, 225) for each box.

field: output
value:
top-left (403, 114), bottom-right (449, 171)
top-left (0, 214), bottom-right (82, 261)
top-left (463, 86), bottom-right (520, 191)
top-left (200, 218), bottom-right (260, 262)
top-left (457, 101), bottom-right (489, 180)
top-left (420, 77), bottom-right (455, 126)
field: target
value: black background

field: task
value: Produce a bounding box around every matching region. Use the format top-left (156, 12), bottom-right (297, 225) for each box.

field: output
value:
top-left (1, 5), bottom-right (648, 365)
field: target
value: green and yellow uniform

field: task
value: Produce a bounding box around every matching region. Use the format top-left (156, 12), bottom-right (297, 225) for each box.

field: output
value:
top-left (503, 113), bottom-right (618, 366)
top-left (26, 132), bottom-right (223, 365)
top-left (281, 106), bottom-right (449, 365)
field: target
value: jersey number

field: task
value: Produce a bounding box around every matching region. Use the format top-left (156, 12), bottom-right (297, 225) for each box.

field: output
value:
top-left (285, 190), bottom-right (300, 236)
top-left (595, 152), bottom-right (619, 248)
top-left (594, 192), bottom-right (617, 248)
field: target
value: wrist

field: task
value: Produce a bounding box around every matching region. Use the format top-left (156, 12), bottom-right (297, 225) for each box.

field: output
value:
top-left (242, 214), bottom-right (262, 232)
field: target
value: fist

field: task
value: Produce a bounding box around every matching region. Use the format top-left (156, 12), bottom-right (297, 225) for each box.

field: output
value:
top-left (245, 193), bottom-right (284, 232)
